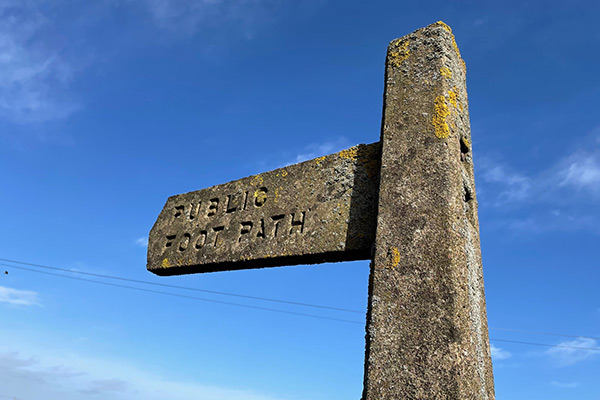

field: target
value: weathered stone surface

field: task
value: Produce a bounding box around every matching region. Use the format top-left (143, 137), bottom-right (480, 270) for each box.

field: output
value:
top-left (146, 21), bottom-right (495, 399)
top-left (147, 142), bottom-right (380, 275)
top-left (362, 22), bottom-right (495, 399)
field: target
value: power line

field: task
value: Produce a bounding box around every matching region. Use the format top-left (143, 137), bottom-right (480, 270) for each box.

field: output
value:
top-left (0, 257), bottom-right (362, 314)
top-left (489, 327), bottom-right (600, 341)
top-left (3, 257), bottom-right (599, 351)
top-left (490, 338), bottom-right (600, 352)
top-left (3, 263), bottom-right (363, 325)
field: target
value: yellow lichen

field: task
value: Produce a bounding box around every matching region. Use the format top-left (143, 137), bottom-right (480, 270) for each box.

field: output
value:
top-left (252, 174), bottom-right (264, 186)
top-left (440, 67), bottom-right (452, 79)
top-left (335, 201), bottom-right (348, 216)
top-left (254, 188), bottom-right (267, 203)
top-left (274, 187), bottom-right (282, 203)
top-left (448, 88), bottom-right (458, 108)
top-left (432, 95), bottom-right (451, 139)
top-left (315, 156), bottom-right (326, 165)
top-left (432, 87), bottom-right (462, 139)
top-left (161, 258), bottom-right (170, 268)
top-left (389, 247), bottom-right (401, 268)
top-left (434, 21), bottom-right (464, 66)
top-left (355, 143), bottom-right (381, 179)
top-left (339, 146), bottom-right (358, 160)
top-left (461, 137), bottom-right (470, 151)
top-left (388, 39), bottom-right (410, 68)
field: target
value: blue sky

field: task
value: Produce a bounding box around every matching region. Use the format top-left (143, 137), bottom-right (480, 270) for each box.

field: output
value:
top-left (0, 0), bottom-right (599, 399)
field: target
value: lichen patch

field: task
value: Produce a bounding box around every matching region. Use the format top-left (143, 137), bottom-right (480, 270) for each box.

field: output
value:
top-left (388, 247), bottom-right (401, 268)
top-left (433, 95), bottom-right (451, 139)
top-left (440, 67), bottom-right (452, 79)
top-left (388, 39), bottom-right (410, 68)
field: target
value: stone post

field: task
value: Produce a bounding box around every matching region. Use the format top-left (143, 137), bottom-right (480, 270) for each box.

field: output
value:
top-left (362, 22), bottom-right (495, 399)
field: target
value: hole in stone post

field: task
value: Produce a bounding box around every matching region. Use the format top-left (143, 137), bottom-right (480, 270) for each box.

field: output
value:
top-left (460, 137), bottom-right (470, 162)
top-left (464, 182), bottom-right (473, 203)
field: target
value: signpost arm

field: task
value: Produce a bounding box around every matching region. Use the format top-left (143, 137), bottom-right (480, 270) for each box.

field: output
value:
top-left (362, 22), bottom-right (495, 399)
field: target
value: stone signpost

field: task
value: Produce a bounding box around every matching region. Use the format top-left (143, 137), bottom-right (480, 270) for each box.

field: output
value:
top-left (147, 22), bottom-right (495, 399)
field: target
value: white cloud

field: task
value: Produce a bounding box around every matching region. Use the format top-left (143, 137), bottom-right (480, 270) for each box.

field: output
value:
top-left (135, 236), bottom-right (149, 247)
top-left (0, 346), bottom-right (289, 400)
top-left (0, 0), bottom-right (296, 126)
top-left (490, 344), bottom-right (511, 361)
top-left (559, 153), bottom-right (600, 192)
top-left (505, 212), bottom-right (598, 234)
top-left (550, 381), bottom-right (579, 388)
top-left (545, 337), bottom-right (600, 367)
top-left (0, 285), bottom-right (40, 306)
top-left (280, 137), bottom-right (352, 167)
top-left (134, 0), bottom-right (275, 39)
top-left (478, 132), bottom-right (600, 208)
top-left (477, 133), bottom-right (600, 234)
top-left (479, 163), bottom-right (531, 205)
top-left (81, 378), bottom-right (129, 395)
top-left (0, 1), bottom-right (78, 123)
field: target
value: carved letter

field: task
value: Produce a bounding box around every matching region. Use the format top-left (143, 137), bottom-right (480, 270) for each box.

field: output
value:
top-left (189, 202), bottom-right (202, 220)
top-left (271, 214), bottom-right (285, 238)
top-left (239, 221), bottom-right (253, 242)
top-left (165, 234), bottom-right (176, 248)
top-left (179, 233), bottom-right (191, 251)
top-left (173, 205), bottom-right (185, 219)
top-left (195, 230), bottom-right (207, 249)
top-left (207, 198), bottom-right (219, 216)
top-left (254, 187), bottom-right (268, 207)
top-left (290, 211), bottom-right (306, 234)
top-left (242, 191), bottom-right (249, 210)
top-left (256, 218), bottom-right (265, 239)
top-left (226, 194), bottom-right (240, 213)
top-left (213, 226), bottom-right (225, 247)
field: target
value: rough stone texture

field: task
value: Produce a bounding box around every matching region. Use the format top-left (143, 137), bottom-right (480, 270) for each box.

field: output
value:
top-left (147, 143), bottom-right (380, 275)
top-left (362, 22), bottom-right (495, 399)
top-left (147, 21), bottom-right (495, 398)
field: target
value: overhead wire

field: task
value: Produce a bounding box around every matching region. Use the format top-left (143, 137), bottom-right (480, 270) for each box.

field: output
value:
top-left (490, 338), bottom-right (600, 352)
top-left (488, 327), bottom-right (600, 341)
top-left (2, 263), bottom-right (363, 325)
top-left (2, 257), bottom-right (600, 353)
top-left (0, 257), bottom-right (362, 314)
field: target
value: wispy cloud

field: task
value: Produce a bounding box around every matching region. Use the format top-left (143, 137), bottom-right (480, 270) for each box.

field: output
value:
top-left (133, 0), bottom-right (278, 39)
top-left (479, 162), bottom-right (531, 205)
top-left (0, 346), bottom-right (289, 400)
top-left (477, 132), bottom-right (600, 233)
top-left (503, 212), bottom-right (597, 234)
top-left (81, 378), bottom-right (129, 395)
top-left (135, 237), bottom-right (149, 247)
top-left (550, 380), bottom-right (579, 388)
top-left (545, 337), bottom-right (600, 367)
top-left (0, 0), bottom-right (280, 126)
top-left (280, 137), bottom-right (352, 167)
top-left (558, 153), bottom-right (600, 193)
top-left (0, 285), bottom-right (40, 306)
top-left (479, 133), bottom-right (600, 206)
top-left (490, 344), bottom-right (511, 361)
top-left (0, 2), bottom-right (78, 124)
